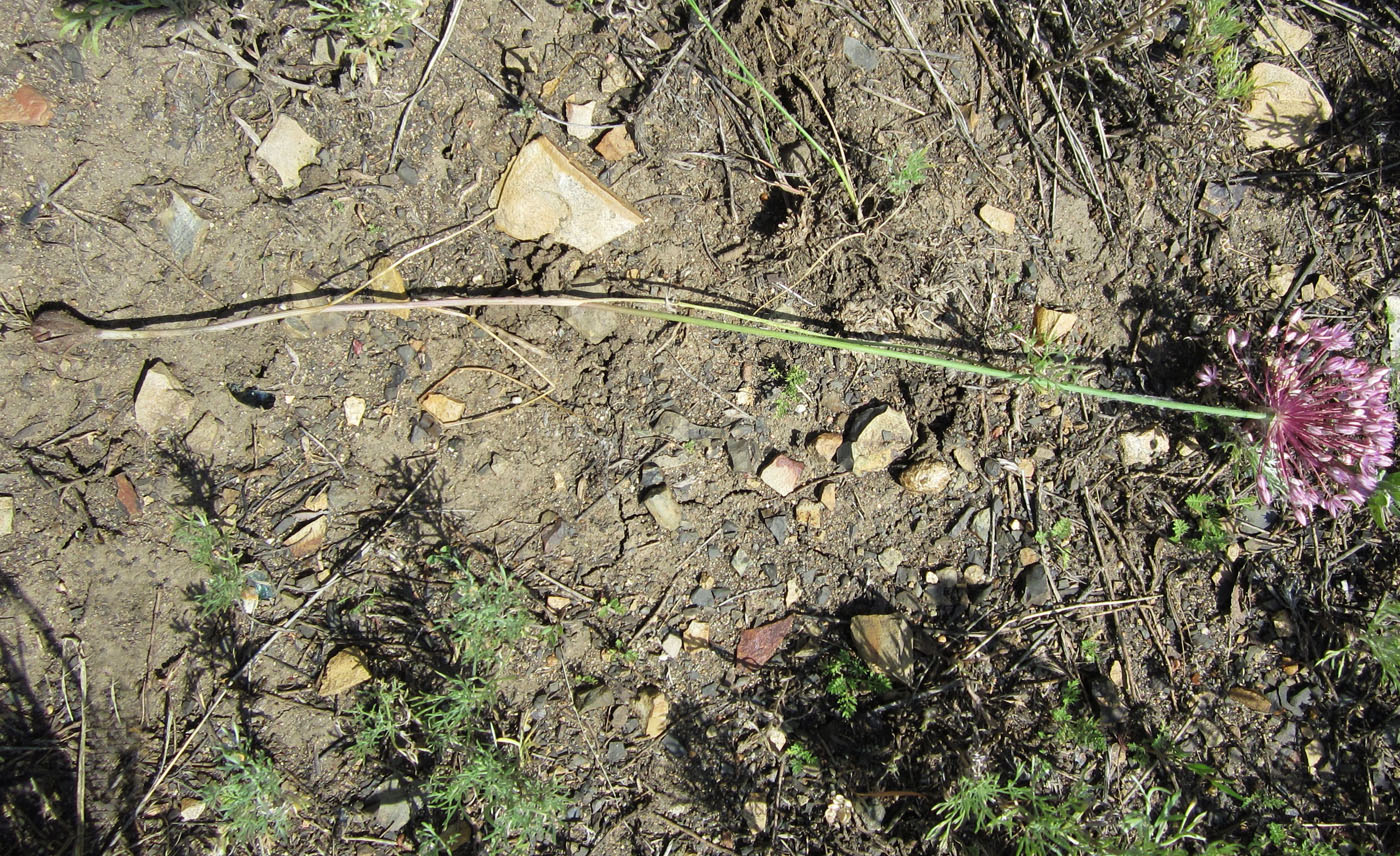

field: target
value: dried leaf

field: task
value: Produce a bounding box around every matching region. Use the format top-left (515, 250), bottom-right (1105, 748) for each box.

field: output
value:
top-left (737, 615), bottom-right (795, 668)
top-left (285, 515), bottom-right (328, 558)
top-left (114, 472), bottom-right (142, 519)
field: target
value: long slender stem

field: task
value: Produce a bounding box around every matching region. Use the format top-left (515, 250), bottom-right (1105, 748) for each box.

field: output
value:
top-left (83, 293), bottom-right (1267, 421)
top-left (683, 0), bottom-right (861, 217)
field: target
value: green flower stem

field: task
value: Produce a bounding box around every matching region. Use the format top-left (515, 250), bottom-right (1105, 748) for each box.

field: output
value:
top-left (78, 292), bottom-right (1266, 421)
top-left (682, 0), bottom-right (861, 217)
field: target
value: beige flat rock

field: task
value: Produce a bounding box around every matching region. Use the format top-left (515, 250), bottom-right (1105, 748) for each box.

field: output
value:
top-left (1241, 63), bottom-right (1332, 150)
top-left (492, 136), bottom-right (643, 253)
top-left (256, 115), bottom-right (321, 190)
top-left (134, 362), bottom-right (195, 435)
top-left (1252, 15), bottom-right (1313, 55)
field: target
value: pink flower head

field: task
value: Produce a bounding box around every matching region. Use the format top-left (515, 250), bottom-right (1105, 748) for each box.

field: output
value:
top-left (1217, 309), bottom-right (1396, 524)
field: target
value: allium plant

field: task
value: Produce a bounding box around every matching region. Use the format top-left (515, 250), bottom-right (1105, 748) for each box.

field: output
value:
top-left (1198, 309), bottom-right (1396, 524)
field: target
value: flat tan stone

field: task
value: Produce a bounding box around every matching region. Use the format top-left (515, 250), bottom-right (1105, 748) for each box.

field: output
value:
top-left (978, 203), bottom-right (1016, 234)
top-left (255, 115), bottom-right (321, 189)
top-left (1252, 15), bottom-right (1313, 55)
top-left (492, 135), bottom-right (643, 253)
top-left (1241, 63), bottom-right (1333, 150)
top-left (134, 362), bottom-right (195, 435)
top-left (316, 647), bottom-right (371, 696)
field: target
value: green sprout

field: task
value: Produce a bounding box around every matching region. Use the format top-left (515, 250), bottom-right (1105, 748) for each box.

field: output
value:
top-left (308, 0), bottom-right (422, 84)
top-left (202, 735), bottom-right (294, 849)
top-left (823, 650), bottom-right (891, 719)
top-left (174, 510), bottom-right (247, 617)
top-left (54, 0), bottom-right (186, 52)
top-left (887, 146), bottom-right (929, 196)
top-left (767, 363), bottom-right (808, 416)
top-left (786, 741), bottom-right (818, 775)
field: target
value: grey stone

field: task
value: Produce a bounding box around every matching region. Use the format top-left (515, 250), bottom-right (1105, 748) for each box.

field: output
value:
top-left (842, 36), bottom-right (880, 72)
top-left (642, 485), bottom-right (683, 531)
top-left (763, 512), bottom-right (789, 543)
top-left (1018, 563), bottom-right (1051, 606)
top-left (690, 586), bottom-right (714, 608)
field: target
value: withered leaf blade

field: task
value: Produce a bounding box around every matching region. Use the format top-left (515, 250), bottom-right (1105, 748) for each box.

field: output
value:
top-left (285, 514), bottom-right (328, 558)
top-left (737, 614), bottom-right (795, 668)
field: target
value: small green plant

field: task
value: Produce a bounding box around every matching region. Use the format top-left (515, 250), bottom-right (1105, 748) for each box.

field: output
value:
top-left (767, 363), bottom-right (808, 417)
top-left (351, 678), bottom-right (410, 759)
top-left (887, 146), bottom-right (929, 196)
top-left (351, 548), bottom-right (564, 854)
top-left (202, 734), bottom-right (294, 850)
top-left (1021, 330), bottom-right (1081, 394)
top-left (1365, 470), bottom-right (1400, 529)
top-left (928, 758), bottom-right (1224, 856)
top-left (308, 0), bottom-right (422, 84)
top-left (1185, 0), bottom-right (1255, 102)
top-left (175, 510), bottom-right (246, 617)
top-left (1036, 518), bottom-right (1074, 567)
top-left (512, 99), bottom-right (538, 119)
top-left (1078, 637), bottom-right (1101, 665)
top-left (823, 650), bottom-right (892, 719)
top-left (1169, 492), bottom-right (1243, 552)
top-left (55, 0), bottom-right (185, 52)
top-left (1045, 680), bottom-right (1107, 752)
top-left (429, 548), bottom-right (532, 666)
top-left (1355, 596), bottom-right (1400, 692)
top-left (786, 741), bottom-right (818, 775)
top-left (609, 638), bottom-right (640, 665)
top-left (596, 596), bottom-right (628, 619)
top-left (424, 741), bottom-right (567, 856)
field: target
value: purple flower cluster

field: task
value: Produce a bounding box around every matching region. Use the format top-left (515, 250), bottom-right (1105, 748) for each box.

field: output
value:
top-left (1198, 309), bottom-right (1396, 524)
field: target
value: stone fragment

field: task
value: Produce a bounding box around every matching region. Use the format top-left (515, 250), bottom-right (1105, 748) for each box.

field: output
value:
top-left (546, 595), bottom-right (571, 611)
top-left (421, 393), bottom-right (466, 425)
top-left (842, 36), bottom-right (879, 72)
top-left (114, 472), bottom-right (142, 519)
top-left (157, 192), bottom-right (208, 262)
top-left (255, 115), bottom-right (321, 189)
top-left (818, 482), bottom-right (836, 511)
top-left (878, 547), bottom-right (903, 574)
top-left (282, 275), bottom-right (348, 337)
top-left (594, 126), bottom-right (636, 161)
top-left (760, 454), bottom-right (805, 496)
top-left (899, 459), bottom-right (954, 494)
top-left (1265, 263), bottom-right (1296, 299)
top-left (1241, 63), bottom-right (1333, 151)
top-left (795, 499), bottom-right (822, 528)
top-left (1302, 273), bottom-right (1336, 302)
top-left (978, 203), bottom-right (1016, 234)
top-left (810, 431), bottom-right (843, 461)
top-left (660, 634), bottom-right (684, 659)
top-left (1018, 564), bottom-right (1051, 606)
top-left (184, 412), bottom-right (224, 460)
top-left (952, 446), bottom-right (977, 473)
top-left (1032, 305), bottom-right (1077, 344)
top-left (559, 279), bottom-right (619, 344)
top-left (636, 687), bottom-right (669, 738)
top-left (0, 496), bottom-right (12, 536)
top-left (847, 405), bottom-right (912, 475)
top-left (179, 798), bottom-right (206, 822)
top-left (565, 100), bottom-right (596, 139)
top-left (641, 485), bottom-right (682, 531)
top-left (1226, 686), bottom-right (1276, 714)
top-left (344, 396), bottom-right (367, 427)
top-left (369, 258), bottom-right (410, 319)
top-left (850, 614), bottom-right (914, 685)
top-left (1118, 426), bottom-right (1169, 466)
top-left (737, 614), bottom-right (794, 667)
top-left (316, 648), bottom-right (371, 696)
top-left (491, 135), bottom-right (644, 253)
top-left (682, 620), bottom-right (710, 651)
top-left (134, 362), bottom-right (195, 435)
top-left (743, 797), bottom-right (770, 833)
top-left (0, 84), bottom-right (53, 126)
top-left (1198, 182), bottom-right (1246, 220)
top-left (285, 515), bottom-right (328, 559)
top-left (1252, 15), bottom-right (1313, 55)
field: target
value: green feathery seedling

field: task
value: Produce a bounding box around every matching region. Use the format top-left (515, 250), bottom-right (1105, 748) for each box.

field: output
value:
top-left (54, 0), bottom-right (185, 51)
top-left (174, 510), bottom-right (246, 617)
top-left (202, 735), bottom-right (294, 849)
top-left (1358, 597), bottom-right (1400, 692)
top-left (1184, 0), bottom-right (1255, 102)
top-left (307, 0), bottom-right (422, 84)
top-left (429, 548), bottom-right (532, 667)
top-left (887, 146), bottom-right (929, 196)
top-left (785, 741), bottom-right (818, 775)
top-left (1365, 470), bottom-right (1400, 529)
top-left (1045, 680), bottom-right (1107, 752)
top-left (823, 650), bottom-right (892, 719)
top-left (1169, 491), bottom-right (1248, 552)
top-left (767, 363), bottom-right (809, 416)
